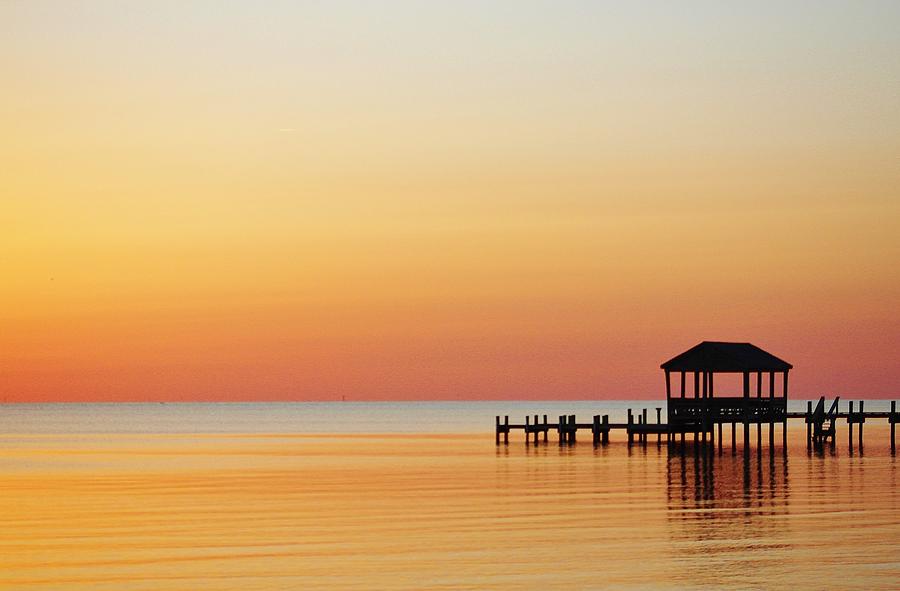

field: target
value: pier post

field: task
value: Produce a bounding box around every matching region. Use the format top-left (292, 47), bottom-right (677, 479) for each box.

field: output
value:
top-left (495, 416), bottom-right (500, 445)
top-left (569, 415), bottom-right (576, 443)
top-left (592, 415), bottom-right (600, 446)
top-left (504, 416), bottom-right (509, 444)
top-left (558, 415), bottom-right (565, 445)
top-left (525, 415), bottom-right (531, 446)
top-left (858, 401), bottom-right (864, 449)
top-left (806, 401), bottom-right (812, 448)
top-left (889, 401), bottom-right (897, 453)
top-left (627, 409), bottom-right (633, 446)
top-left (543, 415), bottom-right (548, 443)
top-left (656, 407), bottom-right (662, 445)
top-left (602, 415), bottom-right (609, 444)
top-left (848, 401), bottom-right (854, 450)
top-left (718, 422), bottom-right (723, 454)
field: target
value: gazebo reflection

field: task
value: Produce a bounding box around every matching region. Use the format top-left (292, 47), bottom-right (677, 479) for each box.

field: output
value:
top-left (664, 443), bottom-right (793, 586)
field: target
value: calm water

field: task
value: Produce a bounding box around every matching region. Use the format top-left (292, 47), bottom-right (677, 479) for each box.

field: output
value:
top-left (1, 402), bottom-right (899, 590)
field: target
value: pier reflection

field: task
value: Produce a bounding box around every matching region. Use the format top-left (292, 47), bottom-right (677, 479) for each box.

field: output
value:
top-left (666, 442), bottom-right (791, 512)
top-left (665, 443), bottom-right (793, 586)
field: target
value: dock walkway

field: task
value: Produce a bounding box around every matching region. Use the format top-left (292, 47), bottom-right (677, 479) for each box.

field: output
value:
top-left (496, 398), bottom-right (900, 452)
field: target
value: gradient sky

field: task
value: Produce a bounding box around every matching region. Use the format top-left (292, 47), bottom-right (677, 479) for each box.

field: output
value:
top-left (2, 1), bottom-right (899, 401)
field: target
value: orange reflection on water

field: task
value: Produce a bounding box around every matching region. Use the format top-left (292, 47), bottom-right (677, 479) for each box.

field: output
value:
top-left (1, 428), bottom-right (899, 589)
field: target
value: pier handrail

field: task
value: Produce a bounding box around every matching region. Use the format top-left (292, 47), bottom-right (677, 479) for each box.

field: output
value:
top-left (812, 396), bottom-right (825, 423)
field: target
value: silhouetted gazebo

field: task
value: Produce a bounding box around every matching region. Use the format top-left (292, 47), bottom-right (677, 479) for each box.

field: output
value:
top-left (661, 341), bottom-right (792, 446)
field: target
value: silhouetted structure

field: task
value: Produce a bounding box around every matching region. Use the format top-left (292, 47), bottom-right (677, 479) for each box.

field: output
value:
top-left (494, 341), bottom-right (900, 453)
top-left (661, 341), bottom-right (791, 449)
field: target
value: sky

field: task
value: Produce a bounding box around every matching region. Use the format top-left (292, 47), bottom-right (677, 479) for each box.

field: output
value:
top-left (2, 1), bottom-right (899, 401)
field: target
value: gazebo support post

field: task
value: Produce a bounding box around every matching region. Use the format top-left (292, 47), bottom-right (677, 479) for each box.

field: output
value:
top-left (743, 371), bottom-right (751, 452)
top-left (701, 372), bottom-right (707, 444)
top-left (731, 422), bottom-right (736, 454)
top-left (756, 372), bottom-right (762, 447)
top-left (665, 371), bottom-right (672, 431)
top-left (783, 371), bottom-right (789, 448)
top-left (709, 372), bottom-right (715, 442)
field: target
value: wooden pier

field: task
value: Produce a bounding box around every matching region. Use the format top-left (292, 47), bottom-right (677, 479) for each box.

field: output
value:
top-left (495, 340), bottom-right (899, 454)
top-left (495, 397), bottom-right (900, 452)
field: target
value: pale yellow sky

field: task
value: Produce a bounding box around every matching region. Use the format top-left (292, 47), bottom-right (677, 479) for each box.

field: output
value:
top-left (2, 2), bottom-right (899, 400)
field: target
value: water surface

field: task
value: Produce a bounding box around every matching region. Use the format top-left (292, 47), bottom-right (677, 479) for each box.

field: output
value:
top-left (1, 402), bottom-right (898, 589)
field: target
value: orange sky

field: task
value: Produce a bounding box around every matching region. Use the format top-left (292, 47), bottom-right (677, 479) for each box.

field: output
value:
top-left (2, 3), bottom-right (899, 401)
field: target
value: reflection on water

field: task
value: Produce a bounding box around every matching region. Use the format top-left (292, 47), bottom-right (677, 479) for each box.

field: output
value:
top-left (1, 426), bottom-right (899, 589)
top-left (664, 442), bottom-right (793, 588)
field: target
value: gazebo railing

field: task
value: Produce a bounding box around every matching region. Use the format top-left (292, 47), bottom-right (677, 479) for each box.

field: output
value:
top-left (669, 396), bottom-right (786, 425)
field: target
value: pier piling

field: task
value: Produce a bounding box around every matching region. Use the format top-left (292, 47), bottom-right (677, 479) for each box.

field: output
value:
top-left (859, 401), bottom-right (865, 448)
top-left (849, 401), bottom-right (854, 449)
top-left (627, 409), bottom-right (633, 446)
top-left (656, 407), bottom-right (662, 445)
top-left (892, 401), bottom-right (897, 453)
top-left (806, 401), bottom-right (812, 449)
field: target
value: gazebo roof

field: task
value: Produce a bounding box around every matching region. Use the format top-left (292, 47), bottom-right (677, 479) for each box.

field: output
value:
top-left (661, 341), bottom-right (792, 373)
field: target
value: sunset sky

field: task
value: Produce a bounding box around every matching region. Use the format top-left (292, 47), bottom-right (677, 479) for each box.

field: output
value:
top-left (2, 2), bottom-right (899, 401)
